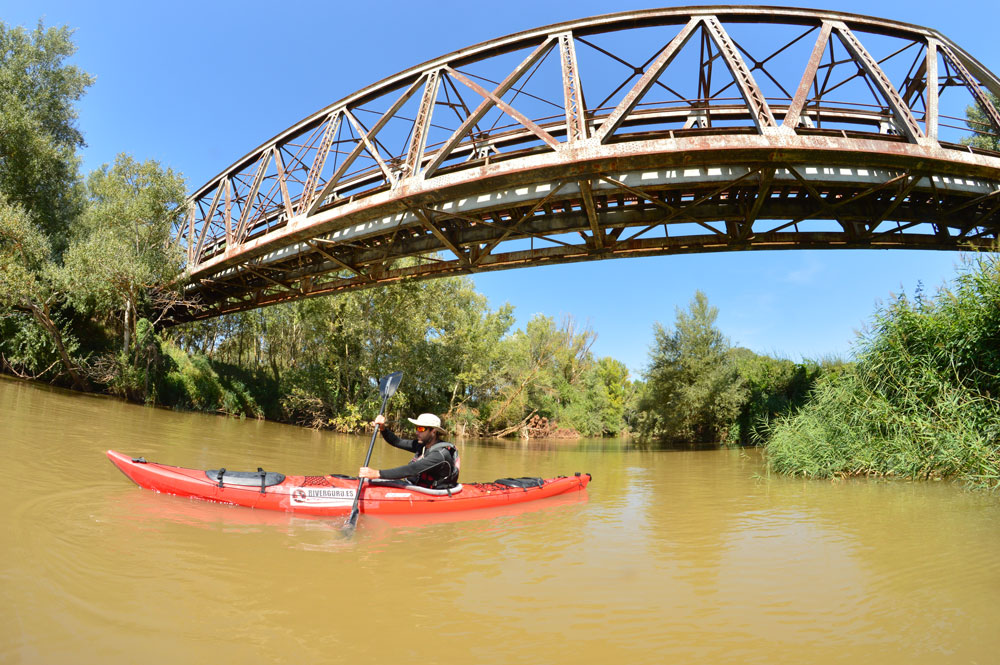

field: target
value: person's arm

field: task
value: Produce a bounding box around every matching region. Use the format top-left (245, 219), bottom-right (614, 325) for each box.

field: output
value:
top-left (374, 414), bottom-right (419, 453)
top-left (377, 449), bottom-right (451, 481)
top-left (360, 415), bottom-right (422, 478)
top-left (380, 427), bottom-right (420, 454)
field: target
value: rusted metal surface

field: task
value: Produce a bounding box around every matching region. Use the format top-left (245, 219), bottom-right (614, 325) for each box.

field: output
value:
top-left (172, 6), bottom-right (1000, 323)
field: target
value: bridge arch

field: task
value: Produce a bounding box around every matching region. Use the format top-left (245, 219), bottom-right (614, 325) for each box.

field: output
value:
top-left (175, 6), bottom-right (1000, 321)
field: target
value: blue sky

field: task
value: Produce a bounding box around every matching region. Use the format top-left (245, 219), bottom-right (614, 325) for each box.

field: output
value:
top-left (5, 0), bottom-right (995, 374)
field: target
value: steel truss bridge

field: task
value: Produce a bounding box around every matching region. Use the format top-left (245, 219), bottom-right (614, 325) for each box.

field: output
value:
top-left (175, 6), bottom-right (1000, 321)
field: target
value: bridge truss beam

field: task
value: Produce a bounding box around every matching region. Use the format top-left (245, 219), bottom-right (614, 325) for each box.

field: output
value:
top-left (172, 6), bottom-right (1000, 322)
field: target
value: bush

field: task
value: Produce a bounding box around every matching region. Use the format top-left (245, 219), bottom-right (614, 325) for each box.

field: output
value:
top-left (158, 342), bottom-right (265, 417)
top-left (638, 291), bottom-right (746, 442)
top-left (725, 350), bottom-right (834, 446)
top-left (764, 253), bottom-right (1000, 489)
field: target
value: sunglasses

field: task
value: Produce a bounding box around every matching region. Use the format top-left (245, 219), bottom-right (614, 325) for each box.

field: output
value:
top-left (415, 426), bottom-right (429, 432)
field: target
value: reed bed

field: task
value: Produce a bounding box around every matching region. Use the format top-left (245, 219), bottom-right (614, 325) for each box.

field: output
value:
top-left (765, 252), bottom-right (1000, 490)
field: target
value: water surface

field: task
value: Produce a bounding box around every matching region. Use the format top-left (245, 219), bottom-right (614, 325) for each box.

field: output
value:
top-left (2, 376), bottom-right (997, 663)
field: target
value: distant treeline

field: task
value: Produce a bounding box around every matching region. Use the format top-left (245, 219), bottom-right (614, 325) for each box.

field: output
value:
top-left (170, 284), bottom-right (636, 438)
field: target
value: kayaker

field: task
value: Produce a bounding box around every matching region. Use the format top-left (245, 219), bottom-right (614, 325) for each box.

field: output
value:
top-left (358, 413), bottom-right (460, 489)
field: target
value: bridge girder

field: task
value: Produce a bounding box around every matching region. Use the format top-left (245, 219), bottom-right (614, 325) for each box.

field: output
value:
top-left (172, 6), bottom-right (1000, 322)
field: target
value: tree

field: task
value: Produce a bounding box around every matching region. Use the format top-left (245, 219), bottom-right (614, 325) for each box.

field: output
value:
top-left (726, 347), bottom-right (828, 445)
top-left (0, 21), bottom-right (93, 388)
top-left (559, 356), bottom-right (631, 436)
top-left (472, 314), bottom-right (631, 437)
top-left (61, 154), bottom-right (187, 352)
top-left (964, 93), bottom-right (1000, 152)
top-left (638, 291), bottom-right (745, 442)
top-left (0, 199), bottom-right (89, 389)
top-left (478, 315), bottom-right (563, 434)
top-left (591, 356), bottom-right (632, 434)
top-left (188, 268), bottom-right (519, 431)
top-left (439, 297), bottom-right (515, 429)
top-left (0, 21), bottom-right (93, 249)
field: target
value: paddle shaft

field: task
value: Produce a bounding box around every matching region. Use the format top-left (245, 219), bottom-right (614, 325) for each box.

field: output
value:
top-left (345, 391), bottom-right (390, 528)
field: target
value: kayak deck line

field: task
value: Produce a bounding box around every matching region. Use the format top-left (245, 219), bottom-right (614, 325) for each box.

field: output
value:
top-left (106, 450), bottom-right (590, 517)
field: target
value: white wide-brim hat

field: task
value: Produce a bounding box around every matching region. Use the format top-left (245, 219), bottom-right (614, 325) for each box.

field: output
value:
top-left (408, 413), bottom-right (445, 432)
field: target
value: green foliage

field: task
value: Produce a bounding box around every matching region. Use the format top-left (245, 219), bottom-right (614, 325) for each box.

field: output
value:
top-left (583, 356), bottom-right (632, 435)
top-left (1, 149), bottom-right (186, 390)
top-left (328, 402), bottom-right (365, 433)
top-left (0, 306), bottom-right (75, 376)
top-left (0, 198), bottom-right (52, 307)
top-left (637, 291), bottom-right (746, 442)
top-left (471, 314), bottom-right (631, 437)
top-left (163, 348), bottom-right (223, 411)
top-left (765, 253), bottom-right (1000, 489)
top-left (0, 21), bottom-right (92, 249)
top-left (158, 341), bottom-right (265, 417)
top-left (167, 281), bottom-right (633, 437)
top-left (61, 153), bottom-right (186, 349)
top-left (176, 273), bottom-right (512, 432)
top-left (0, 21), bottom-right (193, 395)
top-left (0, 21), bottom-right (95, 389)
top-left (725, 349), bottom-right (834, 446)
top-left (963, 93), bottom-right (1000, 152)
top-left (0, 197), bottom-right (90, 388)
top-left (477, 314), bottom-right (560, 431)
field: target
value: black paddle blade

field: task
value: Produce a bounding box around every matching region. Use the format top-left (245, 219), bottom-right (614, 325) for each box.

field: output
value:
top-left (379, 371), bottom-right (403, 400)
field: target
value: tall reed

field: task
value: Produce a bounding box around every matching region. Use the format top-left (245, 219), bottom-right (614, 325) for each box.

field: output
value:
top-left (765, 252), bottom-right (1000, 489)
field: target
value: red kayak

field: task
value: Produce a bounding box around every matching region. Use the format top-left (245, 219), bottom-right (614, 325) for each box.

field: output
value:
top-left (106, 450), bottom-right (590, 517)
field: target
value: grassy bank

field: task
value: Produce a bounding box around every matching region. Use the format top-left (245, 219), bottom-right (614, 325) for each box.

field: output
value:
top-left (764, 252), bottom-right (1000, 490)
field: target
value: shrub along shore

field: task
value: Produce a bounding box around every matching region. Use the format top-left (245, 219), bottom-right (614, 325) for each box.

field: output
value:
top-left (765, 252), bottom-right (1000, 490)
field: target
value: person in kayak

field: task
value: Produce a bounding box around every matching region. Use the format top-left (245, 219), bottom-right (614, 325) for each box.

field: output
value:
top-left (358, 413), bottom-right (460, 489)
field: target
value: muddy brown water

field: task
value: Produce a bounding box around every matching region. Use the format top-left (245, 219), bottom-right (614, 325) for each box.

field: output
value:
top-left (2, 375), bottom-right (998, 664)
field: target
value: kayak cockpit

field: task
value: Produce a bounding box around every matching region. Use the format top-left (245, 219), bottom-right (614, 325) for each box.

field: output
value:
top-left (368, 479), bottom-right (463, 495)
top-left (205, 468), bottom-right (286, 488)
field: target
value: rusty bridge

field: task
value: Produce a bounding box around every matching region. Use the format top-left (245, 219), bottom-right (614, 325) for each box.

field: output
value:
top-left (175, 6), bottom-right (1000, 321)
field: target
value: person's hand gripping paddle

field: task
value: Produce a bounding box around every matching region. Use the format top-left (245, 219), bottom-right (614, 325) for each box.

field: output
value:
top-left (344, 371), bottom-right (402, 533)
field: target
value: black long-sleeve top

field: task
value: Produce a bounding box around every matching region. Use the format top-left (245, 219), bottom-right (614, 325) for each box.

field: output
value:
top-left (377, 428), bottom-right (455, 485)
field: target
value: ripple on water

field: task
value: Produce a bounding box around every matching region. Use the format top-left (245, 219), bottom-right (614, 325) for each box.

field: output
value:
top-left (6, 378), bottom-right (1000, 665)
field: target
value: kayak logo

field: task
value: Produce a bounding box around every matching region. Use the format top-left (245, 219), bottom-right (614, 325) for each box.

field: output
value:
top-left (290, 487), bottom-right (356, 506)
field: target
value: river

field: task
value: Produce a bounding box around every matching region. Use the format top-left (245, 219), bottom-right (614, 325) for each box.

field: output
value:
top-left (2, 375), bottom-right (998, 663)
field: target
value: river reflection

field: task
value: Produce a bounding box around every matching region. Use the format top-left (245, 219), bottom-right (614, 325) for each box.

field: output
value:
top-left (2, 375), bottom-right (998, 664)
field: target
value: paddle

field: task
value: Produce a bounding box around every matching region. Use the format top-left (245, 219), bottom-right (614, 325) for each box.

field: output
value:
top-left (344, 371), bottom-right (402, 532)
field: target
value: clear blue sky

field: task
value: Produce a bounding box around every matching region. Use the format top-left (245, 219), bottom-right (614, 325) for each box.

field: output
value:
top-left (5, 0), bottom-right (996, 375)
